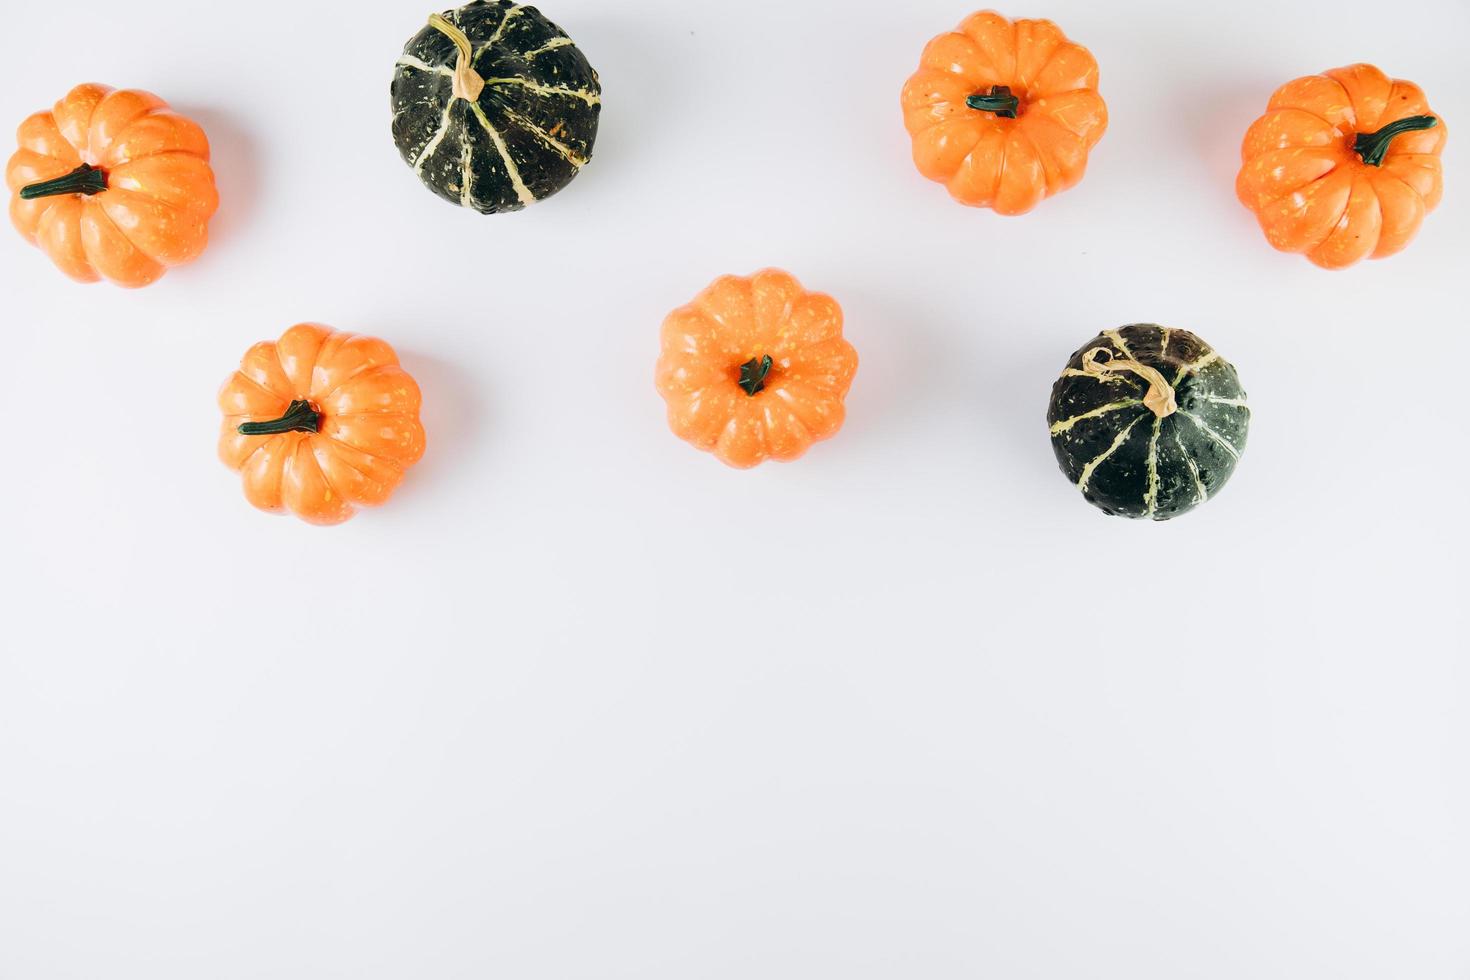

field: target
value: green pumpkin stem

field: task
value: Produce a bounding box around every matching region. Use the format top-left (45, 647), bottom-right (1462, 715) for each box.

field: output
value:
top-left (19, 163), bottom-right (108, 200)
top-left (1353, 115), bottom-right (1438, 167)
top-left (237, 399), bottom-right (323, 436)
top-left (966, 85), bottom-right (1019, 119)
top-left (738, 355), bottom-right (774, 397)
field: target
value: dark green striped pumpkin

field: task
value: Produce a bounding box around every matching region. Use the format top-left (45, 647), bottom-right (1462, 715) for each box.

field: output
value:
top-left (391, 1), bottom-right (601, 213)
top-left (1047, 325), bottom-right (1249, 520)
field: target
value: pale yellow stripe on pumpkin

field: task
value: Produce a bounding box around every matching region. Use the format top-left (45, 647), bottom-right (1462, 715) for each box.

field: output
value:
top-left (470, 102), bottom-right (535, 206)
top-left (412, 101), bottom-right (458, 174)
top-left (1173, 429), bottom-right (1208, 504)
top-left (481, 77), bottom-right (601, 106)
top-left (458, 120), bottom-right (475, 208)
top-left (1143, 415), bottom-right (1163, 518)
top-left (1077, 412), bottom-right (1147, 491)
top-left (502, 107), bottom-right (588, 167)
top-left (1049, 398), bottom-right (1142, 435)
top-left (396, 54), bottom-right (452, 76)
top-left (1159, 327), bottom-right (1171, 360)
top-left (1172, 348), bottom-right (1220, 386)
top-left (473, 5), bottom-right (523, 61)
top-left (1199, 394), bottom-right (1250, 409)
top-left (1179, 410), bottom-right (1240, 459)
top-left (524, 36), bottom-right (573, 57)
top-left (1104, 329), bottom-right (1135, 358)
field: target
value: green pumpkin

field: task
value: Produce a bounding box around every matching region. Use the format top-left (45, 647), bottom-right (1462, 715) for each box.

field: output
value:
top-left (391, 0), bottom-right (601, 213)
top-left (1047, 325), bottom-right (1249, 520)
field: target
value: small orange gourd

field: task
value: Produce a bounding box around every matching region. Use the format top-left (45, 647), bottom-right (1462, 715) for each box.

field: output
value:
top-left (1237, 64), bottom-right (1446, 269)
top-left (218, 324), bottom-right (427, 526)
top-left (901, 11), bottom-right (1108, 214)
top-left (6, 83), bottom-right (219, 287)
top-left (656, 270), bottom-right (858, 469)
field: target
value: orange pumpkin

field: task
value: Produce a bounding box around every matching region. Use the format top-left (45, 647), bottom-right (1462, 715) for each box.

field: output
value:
top-left (656, 270), bottom-right (858, 469)
top-left (218, 324), bottom-right (427, 526)
top-left (5, 83), bottom-right (218, 287)
top-left (1236, 64), bottom-right (1446, 269)
top-left (901, 11), bottom-right (1108, 214)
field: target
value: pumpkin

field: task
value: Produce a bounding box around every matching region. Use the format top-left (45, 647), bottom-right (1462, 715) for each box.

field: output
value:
top-left (218, 324), bottom-right (427, 526)
top-left (1048, 325), bottom-right (1249, 520)
top-left (5, 83), bottom-right (218, 287)
top-left (391, 0), bottom-right (600, 213)
top-left (1237, 64), bottom-right (1446, 269)
top-left (900, 11), bottom-right (1108, 214)
top-left (655, 270), bottom-right (859, 469)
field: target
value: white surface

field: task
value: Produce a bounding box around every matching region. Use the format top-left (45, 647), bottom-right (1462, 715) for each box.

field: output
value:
top-left (2, 0), bottom-right (1467, 976)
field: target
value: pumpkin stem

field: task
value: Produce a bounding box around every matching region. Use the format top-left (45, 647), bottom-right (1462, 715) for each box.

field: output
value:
top-left (966, 85), bottom-right (1019, 119)
top-left (427, 12), bottom-right (486, 101)
top-left (1081, 347), bottom-right (1177, 418)
top-left (237, 399), bottom-right (323, 436)
top-left (19, 163), bottom-right (108, 200)
top-left (1354, 115), bottom-right (1438, 167)
top-left (738, 355), bottom-right (774, 397)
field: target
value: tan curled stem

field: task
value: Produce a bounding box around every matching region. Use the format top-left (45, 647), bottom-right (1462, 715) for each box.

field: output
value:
top-left (1081, 347), bottom-right (1178, 418)
top-left (427, 12), bottom-right (485, 101)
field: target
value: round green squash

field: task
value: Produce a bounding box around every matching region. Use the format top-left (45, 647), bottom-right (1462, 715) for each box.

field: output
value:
top-left (391, 0), bottom-right (601, 213)
top-left (1047, 325), bottom-right (1249, 520)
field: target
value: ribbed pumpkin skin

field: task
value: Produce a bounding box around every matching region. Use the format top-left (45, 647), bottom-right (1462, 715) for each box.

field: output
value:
top-left (900, 11), bottom-right (1108, 214)
top-left (218, 324), bottom-right (427, 526)
top-left (391, 0), bottom-right (600, 213)
top-left (656, 270), bottom-right (859, 470)
top-left (1048, 325), bottom-right (1249, 521)
top-left (1236, 64), bottom-right (1446, 269)
top-left (5, 83), bottom-right (218, 287)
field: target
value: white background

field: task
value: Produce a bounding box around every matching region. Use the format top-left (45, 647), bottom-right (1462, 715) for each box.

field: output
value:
top-left (2, 0), bottom-right (1467, 976)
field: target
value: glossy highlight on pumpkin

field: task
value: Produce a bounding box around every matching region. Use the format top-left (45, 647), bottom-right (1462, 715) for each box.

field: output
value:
top-left (1236, 64), bottom-right (1447, 269)
top-left (218, 324), bottom-right (427, 525)
top-left (6, 83), bottom-right (219, 287)
top-left (901, 11), bottom-right (1108, 214)
top-left (656, 270), bottom-right (859, 469)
